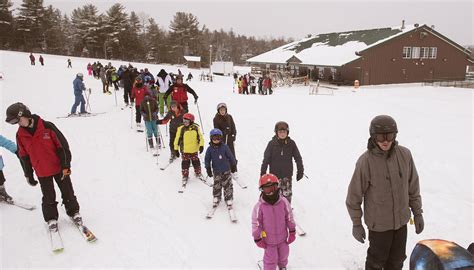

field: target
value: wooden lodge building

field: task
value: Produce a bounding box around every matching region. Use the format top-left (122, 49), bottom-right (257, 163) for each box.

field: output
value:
top-left (184, 55), bottom-right (201, 69)
top-left (246, 23), bottom-right (473, 85)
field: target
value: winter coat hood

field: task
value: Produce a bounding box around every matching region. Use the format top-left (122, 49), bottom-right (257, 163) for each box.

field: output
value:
top-left (157, 69), bottom-right (168, 80)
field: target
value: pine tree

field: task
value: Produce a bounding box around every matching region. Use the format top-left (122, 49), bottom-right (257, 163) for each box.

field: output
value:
top-left (16, 0), bottom-right (45, 51)
top-left (42, 5), bottom-right (65, 54)
top-left (120, 11), bottom-right (143, 61)
top-left (71, 4), bottom-right (102, 57)
top-left (169, 12), bottom-right (201, 63)
top-left (145, 18), bottom-right (167, 63)
top-left (0, 0), bottom-right (13, 49)
top-left (105, 3), bottom-right (128, 59)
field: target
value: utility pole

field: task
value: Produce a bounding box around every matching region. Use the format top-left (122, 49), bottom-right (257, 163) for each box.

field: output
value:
top-left (209, 44), bottom-right (213, 75)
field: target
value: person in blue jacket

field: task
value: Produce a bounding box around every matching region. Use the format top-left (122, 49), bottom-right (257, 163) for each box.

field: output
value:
top-left (70, 73), bottom-right (87, 116)
top-left (0, 134), bottom-right (18, 202)
top-left (204, 128), bottom-right (237, 207)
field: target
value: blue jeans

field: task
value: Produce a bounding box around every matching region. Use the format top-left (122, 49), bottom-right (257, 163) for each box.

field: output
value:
top-left (71, 94), bottom-right (86, 114)
top-left (145, 120), bottom-right (158, 138)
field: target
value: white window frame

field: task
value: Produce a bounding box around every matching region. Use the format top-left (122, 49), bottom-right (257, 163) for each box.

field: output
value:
top-left (412, 47), bottom-right (420, 59)
top-left (402, 47), bottom-right (412, 59)
top-left (429, 47), bottom-right (437, 59)
top-left (420, 47), bottom-right (429, 59)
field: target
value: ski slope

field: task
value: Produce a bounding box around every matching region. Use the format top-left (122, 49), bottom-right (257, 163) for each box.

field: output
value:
top-left (0, 51), bottom-right (472, 269)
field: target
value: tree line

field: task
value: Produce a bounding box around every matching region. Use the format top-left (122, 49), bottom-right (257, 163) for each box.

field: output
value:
top-left (0, 0), bottom-right (291, 65)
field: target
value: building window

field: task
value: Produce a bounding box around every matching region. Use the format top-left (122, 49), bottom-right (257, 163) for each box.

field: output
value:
top-left (429, 47), bottom-right (437, 59)
top-left (420, 47), bottom-right (429, 59)
top-left (412, 47), bottom-right (420, 59)
top-left (402, 47), bottom-right (412, 59)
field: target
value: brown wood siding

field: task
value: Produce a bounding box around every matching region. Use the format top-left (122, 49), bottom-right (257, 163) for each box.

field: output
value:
top-left (343, 26), bottom-right (470, 85)
top-left (188, 62), bottom-right (201, 69)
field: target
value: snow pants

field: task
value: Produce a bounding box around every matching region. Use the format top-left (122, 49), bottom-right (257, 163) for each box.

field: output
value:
top-left (39, 173), bottom-right (80, 222)
top-left (263, 241), bottom-right (289, 270)
top-left (135, 105), bottom-right (142, 123)
top-left (169, 132), bottom-right (177, 156)
top-left (181, 152), bottom-right (201, 177)
top-left (366, 225), bottom-right (407, 270)
top-left (124, 86), bottom-right (132, 104)
top-left (71, 94), bottom-right (86, 114)
top-left (213, 170), bottom-right (233, 202)
top-left (145, 120), bottom-right (158, 139)
top-left (279, 177), bottom-right (293, 203)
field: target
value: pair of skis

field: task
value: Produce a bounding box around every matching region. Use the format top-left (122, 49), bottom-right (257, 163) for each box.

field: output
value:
top-left (178, 175), bottom-right (213, 193)
top-left (56, 112), bottom-right (106, 119)
top-left (206, 201), bottom-right (237, 223)
top-left (1, 199), bottom-right (36, 211)
top-left (49, 218), bottom-right (97, 253)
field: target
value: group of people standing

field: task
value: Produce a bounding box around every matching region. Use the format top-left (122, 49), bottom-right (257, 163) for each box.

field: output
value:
top-left (234, 73), bottom-right (273, 95)
top-left (28, 53), bottom-right (44, 66)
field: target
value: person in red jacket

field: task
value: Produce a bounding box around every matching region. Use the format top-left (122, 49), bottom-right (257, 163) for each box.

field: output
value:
top-left (5, 102), bottom-right (82, 230)
top-left (163, 75), bottom-right (198, 113)
top-left (132, 77), bottom-right (148, 128)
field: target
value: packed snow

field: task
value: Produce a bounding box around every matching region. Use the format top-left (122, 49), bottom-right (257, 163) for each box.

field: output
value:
top-left (0, 51), bottom-right (472, 269)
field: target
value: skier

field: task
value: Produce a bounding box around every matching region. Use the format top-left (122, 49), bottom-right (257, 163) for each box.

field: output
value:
top-left (70, 73), bottom-right (88, 116)
top-left (121, 67), bottom-right (133, 106)
top-left (67, 58), bottom-right (72, 68)
top-left (87, 63), bottom-right (92, 76)
top-left (260, 121), bottom-right (304, 203)
top-left (99, 66), bottom-right (110, 94)
top-left (5, 102), bottom-right (83, 230)
top-left (132, 77), bottom-right (148, 129)
top-left (346, 115), bottom-right (424, 270)
top-left (213, 103), bottom-right (238, 178)
top-left (156, 69), bottom-right (172, 116)
top-left (252, 173), bottom-right (296, 270)
top-left (173, 113), bottom-right (204, 183)
top-left (163, 75), bottom-right (198, 113)
top-left (204, 128), bottom-right (237, 207)
top-left (140, 93), bottom-right (160, 149)
top-left (186, 72), bottom-right (193, 82)
top-left (157, 100), bottom-right (184, 162)
top-left (29, 53), bottom-right (35, 65)
top-left (39, 55), bottom-right (44, 66)
top-left (0, 134), bottom-right (17, 203)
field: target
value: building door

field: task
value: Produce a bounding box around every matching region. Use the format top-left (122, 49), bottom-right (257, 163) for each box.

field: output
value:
top-left (363, 70), bottom-right (370, 85)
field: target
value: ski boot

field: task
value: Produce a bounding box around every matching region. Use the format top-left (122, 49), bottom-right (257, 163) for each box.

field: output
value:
top-left (72, 212), bottom-right (83, 226)
top-left (47, 219), bottom-right (58, 231)
top-left (213, 197), bottom-right (221, 208)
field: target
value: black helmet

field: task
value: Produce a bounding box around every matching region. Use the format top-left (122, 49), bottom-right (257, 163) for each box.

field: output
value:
top-left (274, 121), bottom-right (289, 134)
top-left (5, 102), bottom-right (31, 124)
top-left (369, 115), bottom-right (398, 135)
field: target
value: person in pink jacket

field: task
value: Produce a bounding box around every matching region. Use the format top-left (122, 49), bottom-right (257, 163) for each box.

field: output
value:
top-left (252, 173), bottom-right (296, 270)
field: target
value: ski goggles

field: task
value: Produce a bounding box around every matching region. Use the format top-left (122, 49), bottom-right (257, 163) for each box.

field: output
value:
top-left (211, 135), bottom-right (222, 142)
top-left (183, 119), bottom-right (191, 124)
top-left (6, 118), bottom-right (19, 125)
top-left (260, 183), bottom-right (278, 194)
top-left (374, 133), bottom-right (396, 143)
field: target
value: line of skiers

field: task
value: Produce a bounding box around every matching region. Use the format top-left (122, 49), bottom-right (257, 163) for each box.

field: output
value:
top-left (234, 73), bottom-right (273, 95)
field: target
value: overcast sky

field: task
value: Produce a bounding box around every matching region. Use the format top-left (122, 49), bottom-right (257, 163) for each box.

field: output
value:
top-left (10, 0), bottom-right (474, 46)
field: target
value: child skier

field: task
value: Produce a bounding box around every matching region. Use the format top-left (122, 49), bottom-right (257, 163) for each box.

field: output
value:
top-left (140, 93), bottom-right (160, 149)
top-left (260, 121), bottom-right (304, 203)
top-left (157, 100), bottom-right (184, 162)
top-left (173, 113), bottom-right (205, 184)
top-left (213, 102), bottom-right (238, 178)
top-left (252, 173), bottom-right (296, 270)
top-left (132, 77), bottom-right (148, 129)
top-left (0, 134), bottom-right (17, 203)
top-left (204, 128), bottom-right (237, 207)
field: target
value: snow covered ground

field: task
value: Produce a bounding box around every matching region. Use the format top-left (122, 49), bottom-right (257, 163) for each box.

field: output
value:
top-left (0, 51), bottom-right (472, 269)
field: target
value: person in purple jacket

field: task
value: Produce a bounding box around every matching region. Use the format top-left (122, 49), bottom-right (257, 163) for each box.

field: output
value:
top-left (252, 173), bottom-right (296, 270)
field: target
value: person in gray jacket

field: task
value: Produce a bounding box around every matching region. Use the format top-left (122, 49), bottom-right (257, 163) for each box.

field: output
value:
top-left (346, 115), bottom-right (424, 270)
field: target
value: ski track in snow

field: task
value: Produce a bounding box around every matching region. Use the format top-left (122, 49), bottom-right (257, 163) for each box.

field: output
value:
top-left (0, 51), bottom-right (472, 269)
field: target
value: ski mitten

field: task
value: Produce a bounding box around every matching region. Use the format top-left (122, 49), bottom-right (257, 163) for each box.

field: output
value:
top-left (287, 230), bottom-right (296, 244)
top-left (352, 225), bottom-right (366, 243)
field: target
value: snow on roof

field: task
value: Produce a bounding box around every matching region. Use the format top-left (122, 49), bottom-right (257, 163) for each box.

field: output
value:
top-left (184, 56), bottom-right (201, 62)
top-left (247, 25), bottom-right (416, 67)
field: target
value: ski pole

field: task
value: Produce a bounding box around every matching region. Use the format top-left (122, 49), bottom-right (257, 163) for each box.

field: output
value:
top-left (130, 104), bottom-right (133, 129)
top-left (165, 122), bottom-right (168, 137)
top-left (113, 83), bottom-right (118, 106)
top-left (195, 101), bottom-right (204, 134)
top-left (303, 173), bottom-right (309, 179)
top-left (157, 125), bottom-right (165, 149)
top-left (145, 131), bottom-right (149, 152)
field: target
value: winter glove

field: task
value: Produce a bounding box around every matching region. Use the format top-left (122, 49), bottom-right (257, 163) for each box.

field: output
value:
top-left (352, 224), bottom-right (366, 243)
top-left (296, 171), bottom-right (304, 181)
top-left (414, 214), bottom-right (424, 234)
top-left (26, 175), bottom-right (38, 187)
top-left (0, 185), bottom-right (12, 202)
top-left (194, 97), bottom-right (198, 104)
top-left (231, 134), bottom-right (236, 141)
top-left (287, 230), bottom-right (296, 244)
top-left (174, 150), bottom-right (180, 158)
top-left (199, 146), bottom-right (204, 154)
top-left (230, 164), bottom-right (237, 173)
top-left (254, 238), bottom-right (266, 249)
top-left (206, 167), bottom-right (213, 178)
top-left (61, 168), bottom-right (71, 180)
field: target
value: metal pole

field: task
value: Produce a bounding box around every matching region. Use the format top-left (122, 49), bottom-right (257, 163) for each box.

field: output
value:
top-left (195, 101), bottom-right (204, 134)
top-left (209, 45), bottom-right (212, 76)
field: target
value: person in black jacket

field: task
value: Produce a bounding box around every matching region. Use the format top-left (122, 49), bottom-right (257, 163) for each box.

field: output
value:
top-left (121, 68), bottom-right (133, 106)
top-left (260, 121), bottom-right (304, 203)
top-left (213, 103), bottom-right (238, 177)
top-left (157, 100), bottom-right (184, 162)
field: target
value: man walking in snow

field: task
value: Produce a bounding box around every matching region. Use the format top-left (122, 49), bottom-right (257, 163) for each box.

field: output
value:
top-left (163, 75), bottom-right (198, 113)
top-left (5, 102), bottom-right (83, 230)
top-left (70, 73), bottom-right (87, 115)
top-left (346, 115), bottom-right (424, 270)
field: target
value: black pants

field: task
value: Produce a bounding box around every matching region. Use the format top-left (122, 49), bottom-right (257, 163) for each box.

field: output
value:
top-left (169, 132), bottom-right (176, 155)
top-left (366, 225), bottom-right (407, 270)
top-left (180, 102), bottom-right (189, 113)
top-left (0, 170), bottom-right (6, 186)
top-left (124, 86), bottom-right (132, 103)
top-left (38, 173), bottom-right (80, 222)
top-left (135, 105), bottom-right (142, 123)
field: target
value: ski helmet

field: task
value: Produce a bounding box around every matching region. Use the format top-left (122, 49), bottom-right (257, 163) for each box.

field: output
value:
top-left (259, 173), bottom-right (279, 188)
top-left (77, 73), bottom-right (83, 78)
top-left (216, 102), bottom-right (227, 112)
top-left (5, 102), bottom-right (31, 124)
top-left (183, 113), bottom-right (195, 122)
top-left (369, 115), bottom-right (398, 135)
top-left (210, 128), bottom-right (223, 137)
top-left (274, 121), bottom-right (289, 134)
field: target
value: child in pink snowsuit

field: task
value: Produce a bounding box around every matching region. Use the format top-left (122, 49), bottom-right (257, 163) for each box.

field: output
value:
top-left (252, 173), bottom-right (296, 270)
